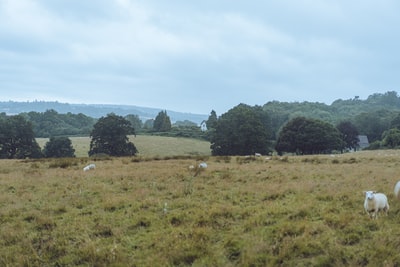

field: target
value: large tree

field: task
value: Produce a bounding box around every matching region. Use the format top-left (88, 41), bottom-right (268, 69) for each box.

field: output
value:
top-left (43, 136), bottom-right (76, 158)
top-left (89, 113), bottom-right (137, 157)
top-left (153, 110), bottom-right (171, 132)
top-left (0, 115), bottom-right (42, 159)
top-left (210, 104), bottom-right (271, 156)
top-left (276, 117), bottom-right (343, 155)
top-left (336, 121), bottom-right (359, 151)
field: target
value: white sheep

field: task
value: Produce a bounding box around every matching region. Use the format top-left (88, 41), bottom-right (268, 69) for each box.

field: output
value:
top-left (394, 181), bottom-right (400, 200)
top-left (198, 162), bottom-right (208, 169)
top-left (255, 153), bottom-right (262, 157)
top-left (363, 191), bottom-right (389, 219)
top-left (83, 163), bottom-right (96, 172)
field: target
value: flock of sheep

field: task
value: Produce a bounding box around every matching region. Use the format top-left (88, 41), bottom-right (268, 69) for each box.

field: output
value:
top-left (364, 181), bottom-right (400, 219)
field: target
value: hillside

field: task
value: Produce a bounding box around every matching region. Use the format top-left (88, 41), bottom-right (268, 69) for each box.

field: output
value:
top-left (0, 101), bottom-right (208, 124)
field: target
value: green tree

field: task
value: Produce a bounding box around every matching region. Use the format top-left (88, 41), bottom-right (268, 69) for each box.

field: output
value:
top-left (0, 115), bottom-right (42, 159)
top-left (43, 137), bottom-right (76, 158)
top-left (353, 110), bottom-right (392, 142)
top-left (390, 112), bottom-right (400, 129)
top-left (143, 119), bottom-right (154, 130)
top-left (89, 113), bottom-right (137, 157)
top-left (125, 114), bottom-right (143, 133)
top-left (210, 104), bottom-right (271, 156)
top-left (153, 110), bottom-right (171, 132)
top-left (276, 117), bottom-right (343, 155)
top-left (382, 128), bottom-right (400, 148)
top-left (336, 121), bottom-right (359, 151)
top-left (206, 110), bottom-right (218, 130)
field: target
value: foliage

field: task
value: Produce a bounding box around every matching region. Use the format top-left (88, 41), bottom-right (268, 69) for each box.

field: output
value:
top-left (43, 136), bottom-right (76, 158)
top-left (352, 110), bottom-right (394, 143)
top-left (0, 115), bottom-right (43, 159)
top-left (153, 110), bottom-right (172, 132)
top-left (336, 121), bottom-right (359, 151)
top-left (382, 128), bottom-right (400, 148)
top-left (124, 114), bottom-right (143, 133)
top-left (211, 104), bottom-right (271, 156)
top-left (276, 117), bottom-right (343, 155)
top-left (22, 109), bottom-right (96, 137)
top-left (173, 120), bottom-right (198, 127)
top-left (89, 113), bottom-right (137, 157)
top-left (143, 119), bottom-right (154, 130)
top-left (206, 110), bottom-right (218, 130)
top-left (264, 91), bottom-right (400, 143)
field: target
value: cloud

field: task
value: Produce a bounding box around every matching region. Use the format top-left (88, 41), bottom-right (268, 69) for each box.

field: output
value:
top-left (1, 0), bottom-right (400, 114)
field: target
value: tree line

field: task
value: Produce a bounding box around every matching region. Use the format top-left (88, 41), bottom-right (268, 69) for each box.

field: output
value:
top-left (2, 90), bottom-right (400, 158)
top-left (208, 91), bottom-right (400, 155)
top-left (0, 110), bottom-right (202, 159)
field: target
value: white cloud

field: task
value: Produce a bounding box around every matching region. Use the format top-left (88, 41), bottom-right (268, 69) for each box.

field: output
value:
top-left (1, 0), bottom-right (400, 114)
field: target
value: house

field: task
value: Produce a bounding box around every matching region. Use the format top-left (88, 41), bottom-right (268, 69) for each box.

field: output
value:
top-left (200, 120), bottom-right (207, 132)
top-left (357, 135), bottom-right (369, 150)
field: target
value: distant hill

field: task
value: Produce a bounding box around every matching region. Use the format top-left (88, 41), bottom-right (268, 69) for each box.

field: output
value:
top-left (0, 101), bottom-right (208, 124)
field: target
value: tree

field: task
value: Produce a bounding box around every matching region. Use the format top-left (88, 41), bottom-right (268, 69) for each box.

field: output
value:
top-left (125, 114), bottom-right (143, 133)
top-left (382, 128), bottom-right (400, 148)
top-left (353, 110), bottom-right (392, 142)
top-left (0, 115), bottom-right (42, 159)
top-left (336, 121), bottom-right (359, 151)
top-left (210, 104), bottom-right (271, 156)
top-left (206, 110), bottom-right (218, 130)
top-left (276, 117), bottom-right (343, 155)
top-left (390, 112), bottom-right (400, 129)
top-left (143, 119), bottom-right (154, 130)
top-left (153, 110), bottom-right (171, 132)
top-left (89, 113), bottom-right (137, 157)
top-left (43, 137), bottom-right (76, 158)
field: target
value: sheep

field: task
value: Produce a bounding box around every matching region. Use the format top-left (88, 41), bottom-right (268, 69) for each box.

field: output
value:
top-left (198, 162), bottom-right (208, 169)
top-left (363, 191), bottom-right (389, 219)
top-left (394, 181), bottom-right (400, 200)
top-left (83, 163), bottom-right (96, 172)
top-left (255, 153), bottom-right (262, 157)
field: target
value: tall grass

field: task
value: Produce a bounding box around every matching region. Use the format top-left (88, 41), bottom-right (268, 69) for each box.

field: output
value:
top-left (1, 151), bottom-right (400, 266)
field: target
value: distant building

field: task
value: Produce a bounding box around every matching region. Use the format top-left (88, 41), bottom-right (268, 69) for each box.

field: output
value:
top-left (200, 120), bottom-right (207, 132)
top-left (357, 135), bottom-right (369, 150)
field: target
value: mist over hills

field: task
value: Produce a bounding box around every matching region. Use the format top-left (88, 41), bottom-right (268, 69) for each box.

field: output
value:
top-left (0, 101), bottom-right (208, 124)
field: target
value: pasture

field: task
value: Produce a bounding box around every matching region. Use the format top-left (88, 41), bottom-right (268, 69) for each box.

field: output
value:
top-left (36, 135), bottom-right (212, 158)
top-left (1, 151), bottom-right (400, 266)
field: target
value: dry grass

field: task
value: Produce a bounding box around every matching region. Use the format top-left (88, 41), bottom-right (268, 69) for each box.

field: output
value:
top-left (1, 151), bottom-right (400, 266)
top-left (36, 135), bottom-right (212, 157)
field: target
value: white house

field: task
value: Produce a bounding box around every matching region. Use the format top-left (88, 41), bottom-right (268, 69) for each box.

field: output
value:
top-left (200, 120), bottom-right (207, 132)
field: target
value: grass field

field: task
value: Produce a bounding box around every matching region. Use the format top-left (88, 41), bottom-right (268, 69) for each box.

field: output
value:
top-left (36, 135), bottom-right (212, 157)
top-left (1, 150), bottom-right (400, 266)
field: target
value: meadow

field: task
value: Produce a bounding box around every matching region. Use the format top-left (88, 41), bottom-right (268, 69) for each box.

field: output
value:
top-left (36, 135), bottom-right (212, 158)
top-left (1, 148), bottom-right (400, 266)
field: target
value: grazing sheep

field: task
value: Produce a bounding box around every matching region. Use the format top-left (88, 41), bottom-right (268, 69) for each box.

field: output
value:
top-left (83, 163), bottom-right (96, 172)
top-left (198, 162), bottom-right (208, 169)
top-left (255, 153), bottom-right (262, 157)
top-left (363, 191), bottom-right (389, 219)
top-left (394, 181), bottom-right (400, 200)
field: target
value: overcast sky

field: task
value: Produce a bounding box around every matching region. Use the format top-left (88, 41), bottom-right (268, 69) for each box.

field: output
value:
top-left (1, 0), bottom-right (400, 114)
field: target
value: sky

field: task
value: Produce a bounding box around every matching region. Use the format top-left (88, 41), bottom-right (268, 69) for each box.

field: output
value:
top-left (1, 0), bottom-right (400, 115)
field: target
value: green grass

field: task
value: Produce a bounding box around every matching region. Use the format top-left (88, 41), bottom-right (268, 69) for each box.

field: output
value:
top-left (1, 151), bottom-right (400, 266)
top-left (36, 135), bottom-right (212, 157)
